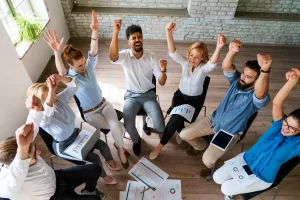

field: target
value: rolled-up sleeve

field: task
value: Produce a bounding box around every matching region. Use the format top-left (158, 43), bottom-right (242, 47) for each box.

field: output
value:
top-left (224, 68), bottom-right (241, 85)
top-left (253, 93), bottom-right (270, 109)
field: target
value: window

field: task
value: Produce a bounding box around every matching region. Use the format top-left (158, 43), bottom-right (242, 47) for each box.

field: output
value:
top-left (0, 0), bottom-right (48, 45)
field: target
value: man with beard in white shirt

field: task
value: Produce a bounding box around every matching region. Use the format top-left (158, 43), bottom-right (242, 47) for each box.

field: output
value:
top-left (109, 19), bottom-right (167, 156)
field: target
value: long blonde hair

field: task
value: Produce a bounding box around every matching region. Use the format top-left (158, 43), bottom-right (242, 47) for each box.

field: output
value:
top-left (186, 42), bottom-right (209, 64)
top-left (27, 83), bottom-right (48, 101)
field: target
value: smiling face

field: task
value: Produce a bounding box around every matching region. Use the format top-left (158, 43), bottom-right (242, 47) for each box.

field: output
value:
top-left (281, 117), bottom-right (300, 136)
top-left (70, 57), bottom-right (87, 74)
top-left (128, 32), bottom-right (143, 53)
top-left (188, 49), bottom-right (204, 68)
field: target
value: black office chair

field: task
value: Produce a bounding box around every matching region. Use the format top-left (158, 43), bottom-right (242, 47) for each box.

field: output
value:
top-left (73, 95), bottom-right (124, 143)
top-left (202, 112), bottom-right (258, 180)
top-left (38, 127), bottom-right (86, 168)
top-left (164, 76), bottom-right (210, 121)
top-left (241, 156), bottom-right (300, 200)
top-left (136, 75), bottom-right (160, 135)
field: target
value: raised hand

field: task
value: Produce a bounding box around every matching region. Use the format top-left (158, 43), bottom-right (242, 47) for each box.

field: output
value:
top-left (46, 76), bottom-right (58, 92)
top-left (160, 60), bottom-right (167, 72)
top-left (16, 123), bottom-right (34, 152)
top-left (114, 19), bottom-right (122, 33)
top-left (216, 34), bottom-right (227, 49)
top-left (49, 74), bottom-right (62, 84)
top-left (43, 30), bottom-right (64, 53)
top-left (25, 95), bottom-right (42, 111)
top-left (90, 10), bottom-right (99, 32)
top-left (229, 40), bottom-right (242, 53)
top-left (257, 54), bottom-right (272, 71)
top-left (286, 68), bottom-right (300, 83)
top-left (166, 22), bottom-right (176, 34)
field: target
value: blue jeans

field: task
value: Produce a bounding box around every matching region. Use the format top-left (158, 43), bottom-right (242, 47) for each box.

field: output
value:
top-left (123, 90), bottom-right (165, 143)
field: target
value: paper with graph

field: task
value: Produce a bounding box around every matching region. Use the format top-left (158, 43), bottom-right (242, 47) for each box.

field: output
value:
top-left (63, 129), bottom-right (98, 160)
top-left (170, 104), bottom-right (195, 122)
top-left (128, 157), bottom-right (169, 190)
top-left (122, 180), bottom-right (182, 200)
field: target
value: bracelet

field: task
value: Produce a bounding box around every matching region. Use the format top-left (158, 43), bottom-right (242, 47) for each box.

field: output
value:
top-left (92, 37), bottom-right (98, 40)
top-left (260, 68), bottom-right (271, 73)
top-left (161, 71), bottom-right (167, 74)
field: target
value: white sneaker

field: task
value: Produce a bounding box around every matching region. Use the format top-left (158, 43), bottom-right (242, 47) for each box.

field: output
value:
top-left (176, 134), bottom-right (183, 144)
top-left (223, 195), bottom-right (234, 200)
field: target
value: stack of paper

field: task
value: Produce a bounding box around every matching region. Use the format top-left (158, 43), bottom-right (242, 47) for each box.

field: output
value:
top-left (120, 157), bottom-right (182, 200)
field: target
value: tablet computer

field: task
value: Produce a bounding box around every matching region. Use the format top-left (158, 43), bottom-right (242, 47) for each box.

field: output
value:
top-left (210, 129), bottom-right (234, 151)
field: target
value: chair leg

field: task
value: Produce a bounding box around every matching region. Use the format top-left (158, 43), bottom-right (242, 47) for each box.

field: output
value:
top-left (50, 155), bottom-right (56, 169)
top-left (105, 134), bottom-right (108, 143)
top-left (273, 187), bottom-right (278, 200)
top-left (241, 141), bottom-right (244, 153)
top-left (80, 121), bottom-right (84, 130)
top-left (206, 164), bottom-right (215, 181)
top-left (203, 105), bottom-right (206, 117)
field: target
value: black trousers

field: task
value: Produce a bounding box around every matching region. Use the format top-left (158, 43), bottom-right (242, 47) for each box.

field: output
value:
top-left (160, 89), bottom-right (205, 145)
top-left (51, 164), bottom-right (101, 200)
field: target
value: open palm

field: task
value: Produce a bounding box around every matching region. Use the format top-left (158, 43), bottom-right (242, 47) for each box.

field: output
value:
top-left (43, 30), bottom-right (64, 52)
top-left (90, 10), bottom-right (99, 31)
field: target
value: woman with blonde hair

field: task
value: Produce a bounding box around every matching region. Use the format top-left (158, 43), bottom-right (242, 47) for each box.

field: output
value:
top-left (149, 22), bottom-right (227, 159)
top-left (43, 10), bottom-right (129, 169)
top-left (27, 74), bottom-right (119, 185)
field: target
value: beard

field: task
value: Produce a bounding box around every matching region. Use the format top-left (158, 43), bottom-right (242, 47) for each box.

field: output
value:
top-left (236, 79), bottom-right (255, 91)
top-left (133, 42), bottom-right (143, 52)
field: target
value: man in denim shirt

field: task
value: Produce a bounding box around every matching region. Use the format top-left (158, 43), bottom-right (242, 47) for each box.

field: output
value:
top-left (177, 40), bottom-right (271, 178)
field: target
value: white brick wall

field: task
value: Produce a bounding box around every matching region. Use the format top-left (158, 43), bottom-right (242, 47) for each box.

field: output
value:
top-left (60, 0), bottom-right (300, 45)
top-left (75, 0), bottom-right (187, 9)
top-left (237, 0), bottom-right (300, 13)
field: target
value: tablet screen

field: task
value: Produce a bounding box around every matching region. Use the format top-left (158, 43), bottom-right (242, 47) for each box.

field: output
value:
top-left (211, 130), bottom-right (234, 150)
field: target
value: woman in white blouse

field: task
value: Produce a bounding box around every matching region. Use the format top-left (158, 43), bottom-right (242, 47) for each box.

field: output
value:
top-left (149, 22), bottom-right (227, 160)
top-left (27, 74), bottom-right (119, 185)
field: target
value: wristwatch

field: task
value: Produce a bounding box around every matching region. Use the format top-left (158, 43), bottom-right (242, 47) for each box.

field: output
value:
top-left (260, 68), bottom-right (271, 73)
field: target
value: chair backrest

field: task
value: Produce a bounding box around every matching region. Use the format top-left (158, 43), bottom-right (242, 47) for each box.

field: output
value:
top-left (74, 95), bottom-right (86, 121)
top-left (202, 76), bottom-right (211, 104)
top-left (151, 75), bottom-right (157, 93)
top-left (241, 156), bottom-right (300, 200)
top-left (237, 112), bottom-right (258, 143)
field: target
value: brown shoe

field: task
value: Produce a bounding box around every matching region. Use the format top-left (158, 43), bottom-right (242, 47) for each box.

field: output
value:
top-left (114, 143), bottom-right (130, 157)
top-left (200, 167), bottom-right (212, 179)
top-left (185, 144), bottom-right (205, 156)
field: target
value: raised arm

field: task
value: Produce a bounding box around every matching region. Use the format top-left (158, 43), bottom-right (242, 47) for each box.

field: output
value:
top-left (109, 19), bottom-right (121, 61)
top-left (254, 54), bottom-right (272, 99)
top-left (222, 40), bottom-right (242, 72)
top-left (158, 60), bottom-right (167, 86)
top-left (0, 123), bottom-right (36, 198)
top-left (166, 22), bottom-right (176, 53)
top-left (90, 10), bottom-right (99, 57)
top-left (43, 30), bottom-right (66, 76)
top-left (210, 34), bottom-right (226, 64)
top-left (273, 68), bottom-right (300, 121)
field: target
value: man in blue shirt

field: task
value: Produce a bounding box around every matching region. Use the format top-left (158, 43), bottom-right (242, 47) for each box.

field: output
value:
top-left (177, 40), bottom-right (271, 178)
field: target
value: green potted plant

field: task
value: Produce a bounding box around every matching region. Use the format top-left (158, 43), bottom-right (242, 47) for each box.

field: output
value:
top-left (15, 14), bottom-right (42, 44)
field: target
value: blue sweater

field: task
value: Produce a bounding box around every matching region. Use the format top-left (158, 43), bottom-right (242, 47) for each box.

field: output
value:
top-left (244, 118), bottom-right (300, 183)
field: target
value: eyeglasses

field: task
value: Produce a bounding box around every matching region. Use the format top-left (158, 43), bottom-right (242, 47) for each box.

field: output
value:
top-left (282, 119), bottom-right (300, 133)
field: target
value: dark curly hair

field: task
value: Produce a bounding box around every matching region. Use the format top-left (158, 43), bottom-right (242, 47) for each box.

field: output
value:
top-left (126, 24), bottom-right (142, 40)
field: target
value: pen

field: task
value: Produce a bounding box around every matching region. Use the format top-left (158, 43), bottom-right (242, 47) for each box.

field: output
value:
top-left (131, 172), bottom-right (156, 191)
top-left (140, 187), bottom-right (151, 194)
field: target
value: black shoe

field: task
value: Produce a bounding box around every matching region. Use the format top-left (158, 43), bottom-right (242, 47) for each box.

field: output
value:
top-left (81, 188), bottom-right (106, 200)
top-left (143, 126), bottom-right (151, 136)
top-left (133, 137), bottom-right (141, 156)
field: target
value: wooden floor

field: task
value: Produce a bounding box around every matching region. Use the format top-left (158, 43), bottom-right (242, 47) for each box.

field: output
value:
top-left (38, 38), bottom-right (300, 200)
